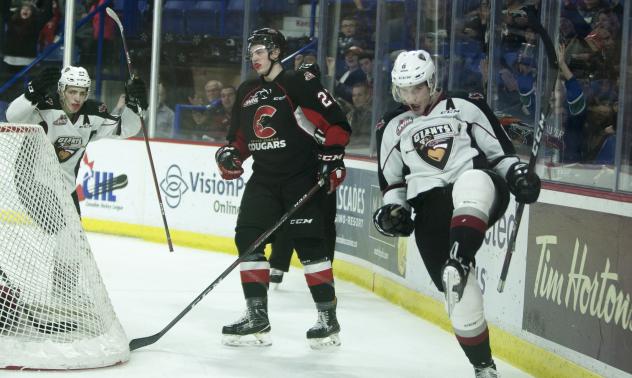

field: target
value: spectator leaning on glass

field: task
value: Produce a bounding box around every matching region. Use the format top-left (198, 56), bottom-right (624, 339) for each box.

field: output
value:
top-left (373, 50), bottom-right (541, 378)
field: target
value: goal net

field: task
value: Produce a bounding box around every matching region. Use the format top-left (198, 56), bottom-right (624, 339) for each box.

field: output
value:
top-left (0, 124), bottom-right (129, 369)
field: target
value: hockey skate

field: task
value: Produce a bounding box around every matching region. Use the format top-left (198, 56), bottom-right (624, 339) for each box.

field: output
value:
top-left (474, 359), bottom-right (500, 378)
top-left (269, 268), bottom-right (284, 289)
top-left (222, 298), bottom-right (271, 347)
top-left (306, 300), bottom-right (341, 350)
top-left (441, 242), bottom-right (472, 318)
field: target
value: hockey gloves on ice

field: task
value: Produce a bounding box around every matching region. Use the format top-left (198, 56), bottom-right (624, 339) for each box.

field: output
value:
top-left (215, 145), bottom-right (244, 180)
top-left (373, 204), bottom-right (414, 237)
top-left (317, 146), bottom-right (346, 194)
top-left (125, 78), bottom-right (148, 114)
top-left (506, 162), bottom-right (541, 203)
top-left (25, 67), bottom-right (60, 105)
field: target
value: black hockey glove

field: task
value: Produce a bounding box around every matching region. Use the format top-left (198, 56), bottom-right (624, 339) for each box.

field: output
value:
top-left (373, 204), bottom-right (414, 237)
top-left (297, 62), bottom-right (321, 78)
top-left (215, 145), bottom-right (244, 180)
top-left (506, 162), bottom-right (541, 204)
top-left (125, 78), bottom-right (148, 114)
top-left (317, 146), bottom-right (346, 194)
top-left (25, 66), bottom-right (60, 105)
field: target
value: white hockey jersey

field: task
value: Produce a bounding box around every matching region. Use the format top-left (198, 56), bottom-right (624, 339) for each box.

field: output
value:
top-left (376, 93), bottom-right (519, 207)
top-left (6, 94), bottom-right (142, 193)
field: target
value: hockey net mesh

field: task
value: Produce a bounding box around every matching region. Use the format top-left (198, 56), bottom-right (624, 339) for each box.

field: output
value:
top-left (0, 124), bottom-right (129, 369)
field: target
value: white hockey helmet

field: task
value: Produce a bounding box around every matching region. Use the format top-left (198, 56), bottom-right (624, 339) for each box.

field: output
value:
top-left (58, 66), bottom-right (91, 94)
top-left (391, 50), bottom-right (436, 102)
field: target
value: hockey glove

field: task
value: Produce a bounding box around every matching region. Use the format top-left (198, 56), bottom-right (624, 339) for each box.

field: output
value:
top-left (125, 78), bottom-right (148, 114)
top-left (373, 204), bottom-right (414, 237)
top-left (297, 62), bottom-right (321, 78)
top-left (317, 146), bottom-right (346, 194)
top-left (506, 162), bottom-right (541, 204)
top-left (25, 66), bottom-right (60, 105)
top-left (215, 145), bottom-right (244, 180)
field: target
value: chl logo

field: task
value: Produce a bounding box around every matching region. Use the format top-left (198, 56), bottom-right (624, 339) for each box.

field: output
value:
top-left (411, 123), bottom-right (455, 170)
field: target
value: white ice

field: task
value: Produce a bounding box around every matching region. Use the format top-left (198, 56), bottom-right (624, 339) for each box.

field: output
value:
top-left (4, 233), bottom-right (533, 377)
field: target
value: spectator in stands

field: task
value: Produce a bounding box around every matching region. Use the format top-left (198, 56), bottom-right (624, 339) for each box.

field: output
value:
top-left (334, 15), bottom-right (368, 78)
top-left (204, 85), bottom-right (235, 142)
top-left (188, 79), bottom-right (223, 129)
top-left (357, 50), bottom-right (373, 86)
top-left (89, 0), bottom-right (116, 66)
top-left (330, 46), bottom-right (367, 105)
top-left (38, 0), bottom-right (60, 52)
top-left (155, 82), bottom-right (175, 139)
top-left (2, 2), bottom-right (52, 99)
top-left (346, 81), bottom-right (372, 149)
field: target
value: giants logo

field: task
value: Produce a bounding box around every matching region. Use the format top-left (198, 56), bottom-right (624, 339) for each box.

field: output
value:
top-left (411, 124), bottom-right (455, 170)
top-left (253, 105), bottom-right (277, 139)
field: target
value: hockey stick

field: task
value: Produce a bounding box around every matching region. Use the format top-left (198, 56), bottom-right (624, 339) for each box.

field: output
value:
top-left (105, 7), bottom-right (174, 252)
top-left (497, 6), bottom-right (559, 293)
top-left (0, 267), bottom-right (77, 333)
top-left (128, 177), bottom-right (326, 351)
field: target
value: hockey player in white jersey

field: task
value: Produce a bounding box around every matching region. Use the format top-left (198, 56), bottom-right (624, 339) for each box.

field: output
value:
top-left (373, 50), bottom-right (541, 378)
top-left (6, 66), bottom-right (146, 217)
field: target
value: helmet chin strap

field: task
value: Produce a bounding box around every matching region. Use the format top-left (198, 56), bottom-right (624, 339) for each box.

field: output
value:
top-left (262, 50), bottom-right (280, 78)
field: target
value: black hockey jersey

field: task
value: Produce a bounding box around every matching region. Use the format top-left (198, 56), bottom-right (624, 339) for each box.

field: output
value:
top-left (228, 69), bottom-right (351, 181)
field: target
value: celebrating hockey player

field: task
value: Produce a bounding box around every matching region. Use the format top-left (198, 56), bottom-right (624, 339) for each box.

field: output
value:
top-left (6, 65), bottom-right (147, 217)
top-left (215, 28), bottom-right (350, 349)
top-left (373, 50), bottom-right (540, 377)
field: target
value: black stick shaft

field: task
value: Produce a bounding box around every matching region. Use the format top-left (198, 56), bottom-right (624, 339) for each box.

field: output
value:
top-left (128, 178), bottom-right (325, 351)
top-left (497, 6), bottom-right (558, 293)
top-left (105, 7), bottom-right (173, 252)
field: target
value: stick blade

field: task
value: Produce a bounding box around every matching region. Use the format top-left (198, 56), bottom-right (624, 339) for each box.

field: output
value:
top-left (105, 7), bottom-right (123, 29)
top-left (129, 333), bottom-right (162, 351)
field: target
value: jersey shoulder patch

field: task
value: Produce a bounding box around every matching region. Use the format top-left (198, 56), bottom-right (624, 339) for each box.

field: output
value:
top-left (81, 99), bottom-right (108, 115)
top-left (379, 105), bottom-right (409, 129)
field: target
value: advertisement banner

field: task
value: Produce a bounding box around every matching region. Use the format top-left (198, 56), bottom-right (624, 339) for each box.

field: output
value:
top-left (524, 203), bottom-right (632, 374)
top-left (334, 167), bottom-right (406, 277)
top-left (78, 140), bottom-right (146, 224)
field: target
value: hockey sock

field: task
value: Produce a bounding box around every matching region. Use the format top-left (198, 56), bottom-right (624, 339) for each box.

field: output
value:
top-left (239, 261), bottom-right (270, 299)
top-left (303, 259), bottom-right (335, 303)
top-left (449, 206), bottom-right (488, 261)
top-left (449, 267), bottom-right (492, 367)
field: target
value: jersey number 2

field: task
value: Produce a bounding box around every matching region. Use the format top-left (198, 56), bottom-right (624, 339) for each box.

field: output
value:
top-left (317, 91), bottom-right (332, 107)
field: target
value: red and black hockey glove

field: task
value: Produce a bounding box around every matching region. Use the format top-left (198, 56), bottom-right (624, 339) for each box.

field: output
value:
top-left (317, 146), bottom-right (346, 194)
top-left (215, 145), bottom-right (244, 180)
top-left (25, 66), bottom-right (60, 105)
top-left (506, 162), bottom-right (541, 203)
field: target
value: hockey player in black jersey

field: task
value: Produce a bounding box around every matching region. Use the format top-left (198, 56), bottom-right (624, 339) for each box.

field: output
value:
top-left (373, 50), bottom-right (541, 377)
top-left (215, 28), bottom-right (351, 349)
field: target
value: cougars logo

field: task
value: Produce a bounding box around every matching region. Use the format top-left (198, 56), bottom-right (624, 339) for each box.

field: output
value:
top-left (253, 105), bottom-right (277, 139)
top-left (411, 124), bottom-right (454, 170)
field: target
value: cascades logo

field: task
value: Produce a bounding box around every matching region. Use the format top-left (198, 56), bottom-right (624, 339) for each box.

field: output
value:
top-left (160, 164), bottom-right (245, 209)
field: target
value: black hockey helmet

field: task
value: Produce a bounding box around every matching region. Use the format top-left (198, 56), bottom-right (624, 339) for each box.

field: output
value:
top-left (247, 28), bottom-right (287, 60)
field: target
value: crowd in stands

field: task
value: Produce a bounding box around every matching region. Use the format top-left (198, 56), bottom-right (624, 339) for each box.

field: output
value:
top-left (0, 0), bottom-right (626, 166)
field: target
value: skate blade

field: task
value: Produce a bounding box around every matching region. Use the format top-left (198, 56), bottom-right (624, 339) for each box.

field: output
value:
top-left (308, 333), bottom-right (341, 350)
top-left (442, 266), bottom-right (461, 318)
top-left (270, 282), bottom-right (281, 291)
top-left (222, 331), bottom-right (272, 347)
